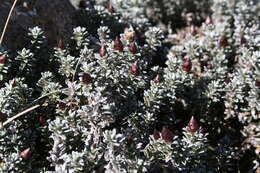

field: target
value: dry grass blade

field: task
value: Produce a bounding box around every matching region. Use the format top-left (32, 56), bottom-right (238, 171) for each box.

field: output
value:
top-left (1, 104), bottom-right (41, 128)
top-left (0, 0), bottom-right (19, 45)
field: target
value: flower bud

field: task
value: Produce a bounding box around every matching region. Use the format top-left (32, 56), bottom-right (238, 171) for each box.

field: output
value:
top-left (82, 73), bottom-right (92, 84)
top-left (240, 34), bottom-right (247, 46)
top-left (128, 42), bottom-right (137, 54)
top-left (187, 116), bottom-right (199, 133)
top-left (58, 102), bottom-right (66, 110)
top-left (190, 25), bottom-right (197, 36)
top-left (161, 127), bottom-right (173, 143)
top-left (219, 35), bottom-right (228, 47)
top-left (125, 31), bottom-right (135, 41)
top-left (129, 61), bottom-right (139, 76)
top-left (182, 58), bottom-right (192, 72)
top-left (39, 116), bottom-right (47, 126)
top-left (0, 54), bottom-right (7, 64)
top-left (79, 0), bottom-right (87, 8)
top-left (114, 36), bottom-right (124, 52)
top-left (20, 148), bottom-right (31, 160)
top-left (207, 63), bottom-right (213, 70)
top-left (205, 16), bottom-right (213, 25)
top-left (153, 74), bottom-right (161, 83)
top-left (127, 135), bottom-right (133, 145)
top-left (153, 129), bottom-right (160, 140)
top-left (58, 39), bottom-right (65, 50)
top-left (108, 3), bottom-right (115, 13)
top-left (10, 79), bottom-right (17, 87)
top-left (99, 45), bottom-right (107, 57)
top-left (0, 112), bottom-right (6, 122)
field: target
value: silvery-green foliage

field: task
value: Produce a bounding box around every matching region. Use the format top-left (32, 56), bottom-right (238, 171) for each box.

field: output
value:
top-left (0, 0), bottom-right (259, 172)
top-left (0, 78), bottom-right (32, 117)
top-left (73, 26), bottom-right (89, 50)
top-left (145, 27), bottom-right (164, 50)
top-left (145, 0), bottom-right (212, 28)
top-left (15, 48), bottom-right (35, 75)
top-left (106, 0), bottom-right (151, 32)
top-left (144, 127), bottom-right (231, 172)
top-left (28, 26), bottom-right (45, 46)
top-left (98, 26), bottom-right (111, 43)
top-left (0, 79), bottom-right (36, 172)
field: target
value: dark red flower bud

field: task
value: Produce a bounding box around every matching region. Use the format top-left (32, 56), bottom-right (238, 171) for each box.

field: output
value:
top-left (153, 74), bottom-right (161, 83)
top-left (187, 116), bottom-right (199, 133)
top-left (161, 127), bottom-right (173, 143)
top-left (99, 45), bottom-right (107, 57)
top-left (153, 129), bottom-right (160, 140)
top-left (0, 54), bottom-right (7, 64)
top-left (0, 112), bottom-right (6, 122)
top-left (20, 148), bottom-right (31, 160)
top-left (207, 63), bottom-right (213, 70)
top-left (39, 116), bottom-right (47, 126)
top-left (127, 135), bottom-right (133, 145)
top-left (82, 73), bottom-right (92, 84)
top-left (58, 102), bottom-right (66, 110)
top-left (182, 58), bottom-right (192, 72)
top-left (79, 0), bottom-right (87, 8)
top-left (255, 80), bottom-right (260, 87)
top-left (108, 3), bottom-right (115, 13)
top-left (129, 61), bottom-right (139, 76)
top-left (190, 25), bottom-right (197, 36)
top-left (201, 127), bottom-right (205, 135)
top-left (128, 42), bottom-right (137, 54)
top-left (240, 34), bottom-right (247, 45)
top-left (58, 39), bottom-right (65, 50)
top-left (10, 79), bottom-right (16, 87)
top-left (205, 16), bottom-right (213, 25)
top-left (224, 77), bottom-right (231, 84)
top-left (114, 36), bottom-right (123, 52)
top-left (219, 35), bottom-right (228, 47)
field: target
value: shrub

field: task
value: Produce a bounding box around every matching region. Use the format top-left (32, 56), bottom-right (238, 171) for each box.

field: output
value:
top-left (0, 0), bottom-right (259, 172)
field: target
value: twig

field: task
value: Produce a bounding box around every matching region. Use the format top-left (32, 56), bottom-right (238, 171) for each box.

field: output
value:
top-left (1, 104), bottom-right (41, 128)
top-left (72, 56), bottom-right (83, 82)
top-left (0, 0), bottom-right (19, 45)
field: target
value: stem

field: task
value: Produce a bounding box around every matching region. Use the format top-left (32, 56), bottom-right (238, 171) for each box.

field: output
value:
top-left (2, 104), bottom-right (41, 128)
top-left (0, 0), bottom-right (19, 45)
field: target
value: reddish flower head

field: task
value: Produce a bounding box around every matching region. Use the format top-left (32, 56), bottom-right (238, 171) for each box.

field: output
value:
top-left (58, 39), bottom-right (65, 50)
top-left (99, 45), bottom-right (108, 57)
top-left (0, 54), bottom-right (7, 64)
top-left (20, 148), bottom-right (31, 160)
top-left (114, 36), bottom-right (124, 52)
top-left (182, 58), bottom-right (192, 72)
top-left (82, 73), bottom-right (92, 84)
top-left (0, 112), bottom-right (6, 122)
top-left (240, 34), bottom-right (248, 47)
top-left (161, 127), bottom-right (173, 143)
top-left (190, 25), bottom-right (197, 36)
top-left (128, 42), bottom-right (137, 54)
top-left (187, 116), bottom-right (199, 133)
top-left (39, 116), bottom-right (47, 126)
top-left (153, 74), bottom-right (161, 83)
top-left (153, 129), bottom-right (161, 140)
top-left (205, 16), bottom-right (213, 25)
top-left (107, 3), bottom-right (115, 13)
top-left (219, 35), bottom-right (228, 47)
top-left (129, 61), bottom-right (139, 76)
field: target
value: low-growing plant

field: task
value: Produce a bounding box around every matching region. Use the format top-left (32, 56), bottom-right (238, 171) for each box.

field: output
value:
top-left (0, 0), bottom-right (259, 172)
